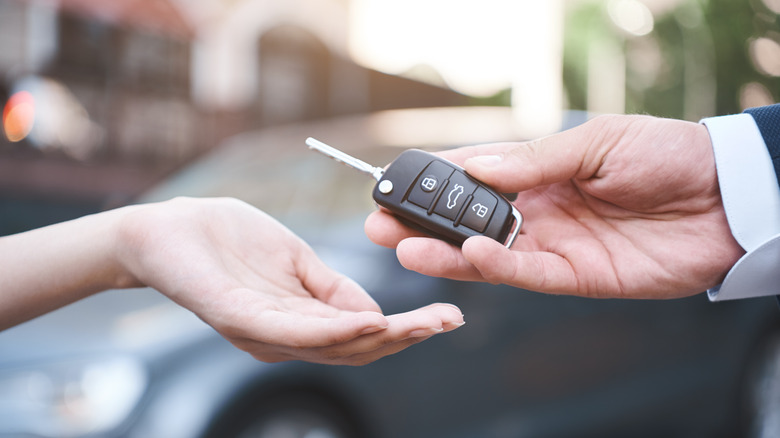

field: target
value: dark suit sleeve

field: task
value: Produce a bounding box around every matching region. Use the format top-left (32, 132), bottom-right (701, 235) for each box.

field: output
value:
top-left (743, 104), bottom-right (780, 306)
top-left (745, 104), bottom-right (780, 189)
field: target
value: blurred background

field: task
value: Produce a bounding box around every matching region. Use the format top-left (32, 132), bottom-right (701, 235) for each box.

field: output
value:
top-left (1, 0), bottom-right (779, 232)
top-left (2, 1), bottom-right (780, 438)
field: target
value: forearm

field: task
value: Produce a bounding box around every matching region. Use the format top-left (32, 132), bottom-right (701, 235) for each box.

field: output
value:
top-left (0, 206), bottom-right (140, 330)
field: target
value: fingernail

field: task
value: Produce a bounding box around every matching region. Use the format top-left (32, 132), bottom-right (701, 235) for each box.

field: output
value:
top-left (361, 324), bottom-right (388, 335)
top-left (409, 327), bottom-right (444, 338)
top-left (468, 155), bottom-right (502, 167)
top-left (444, 313), bottom-right (465, 325)
top-left (442, 321), bottom-right (466, 332)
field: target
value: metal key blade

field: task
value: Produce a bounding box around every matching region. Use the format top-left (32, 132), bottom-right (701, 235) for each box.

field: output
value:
top-left (306, 137), bottom-right (385, 181)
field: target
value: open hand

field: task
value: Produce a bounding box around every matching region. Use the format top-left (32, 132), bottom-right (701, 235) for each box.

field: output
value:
top-left (116, 197), bottom-right (464, 365)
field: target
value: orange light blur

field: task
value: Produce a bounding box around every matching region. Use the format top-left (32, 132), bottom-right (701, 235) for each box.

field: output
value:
top-left (3, 91), bottom-right (35, 142)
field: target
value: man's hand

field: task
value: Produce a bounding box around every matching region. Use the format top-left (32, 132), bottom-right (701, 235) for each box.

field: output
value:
top-left (365, 115), bottom-right (744, 299)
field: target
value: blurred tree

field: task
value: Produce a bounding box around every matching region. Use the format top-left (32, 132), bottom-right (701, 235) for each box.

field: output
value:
top-left (704, 0), bottom-right (780, 113)
top-left (563, 0), bottom-right (780, 121)
top-left (562, 1), bottom-right (602, 113)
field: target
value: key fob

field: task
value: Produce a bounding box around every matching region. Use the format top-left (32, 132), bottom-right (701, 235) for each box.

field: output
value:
top-left (372, 149), bottom-right (522, 247)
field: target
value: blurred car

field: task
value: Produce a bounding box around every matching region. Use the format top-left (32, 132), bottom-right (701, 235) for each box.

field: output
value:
top-left (1, 107), bottom-right (779, 438)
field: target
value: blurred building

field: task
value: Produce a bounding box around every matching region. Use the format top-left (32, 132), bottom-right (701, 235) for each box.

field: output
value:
top-left (0, 0), bottom-right (466, 231)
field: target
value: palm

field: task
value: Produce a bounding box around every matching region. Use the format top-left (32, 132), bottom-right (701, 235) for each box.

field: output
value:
top-left (513, 176), bottom-right (733, 298)
top-left (119, 197), bottom-right (464, 365)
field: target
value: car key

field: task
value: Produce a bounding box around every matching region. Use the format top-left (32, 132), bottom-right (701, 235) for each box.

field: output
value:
top-left (306, 137), bottom-right (523, 248)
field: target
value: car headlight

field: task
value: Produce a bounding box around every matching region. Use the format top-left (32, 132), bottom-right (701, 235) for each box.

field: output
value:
top-left (0, 356), bottom-right (148, 437)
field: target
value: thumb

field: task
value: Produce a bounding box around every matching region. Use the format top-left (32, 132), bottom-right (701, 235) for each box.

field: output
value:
top-left (463, 121), bottom-right (601, 193)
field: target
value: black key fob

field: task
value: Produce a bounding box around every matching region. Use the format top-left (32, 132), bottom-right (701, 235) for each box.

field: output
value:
top-left (373, 149), bottom-right (522, 247)
top-left (307, 138), bottom-right (523, 247)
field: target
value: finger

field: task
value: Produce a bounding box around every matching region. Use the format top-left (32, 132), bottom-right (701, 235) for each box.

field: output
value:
top-left (384, 302), bottom-right (464, 334)
top-left (334, 337), bottom-right (431, 366)
top-left (328, 302), bottom-right (464, 352)
top-left (297, 245), bottom-right (383, 313)
top-left (244, 303), bottom-right (464, 365)
top-left (311, 303), bottom-right (466, 365)
top-left (461, 236), bottom-right (581, 295)
top-left (261, 336), bottom-right (433, 366)
top-left (461, 119), bottom-right (608, 193)
top-left (395, 237), bottom-right (484, 282)
top-left (234, 307), bottom-right (391, 348)
top-left (435, 142), bottom-right (519, 166)
top-left (364, 209), bottom-right (427, 248)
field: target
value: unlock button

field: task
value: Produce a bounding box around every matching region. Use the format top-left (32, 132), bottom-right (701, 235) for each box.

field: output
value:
top-left (461, 187), bottom-right (497, 232)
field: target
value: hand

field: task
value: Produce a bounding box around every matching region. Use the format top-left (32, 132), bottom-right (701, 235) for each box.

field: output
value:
top-left (0, 197), bottom-right (463, 365)
top-left (115, 197), bottom-right (463, 365)
top-left (365, 115), bottom-right (745, 299)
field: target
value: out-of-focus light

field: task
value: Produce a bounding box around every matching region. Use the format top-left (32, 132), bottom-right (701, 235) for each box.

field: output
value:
top-left (763, 0), bottom-right (780, 14)
top-left (750, 37), bottom-right (780, 77)
top-left (0, 357), bottom-right (148, 437)
top-left (740, 82), bottom-right (776, 110)
top-left (9, 76), bottom-right (103, 159)
top-left (2, 91), bottom-right (35, 142)
top-left (607, 0), bottom-right (655, 37)
top-left (349, 0), bottom-right (564, 136)
top-left (368, 107), bottom-right (527, 148)
top-left (349, 0), bottom-right (537, 97)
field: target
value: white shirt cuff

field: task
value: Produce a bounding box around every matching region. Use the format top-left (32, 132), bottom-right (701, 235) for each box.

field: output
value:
top-left (708, 234), bottom-right (780, 300)
top-left (701, 113), bottom-right (780, 300)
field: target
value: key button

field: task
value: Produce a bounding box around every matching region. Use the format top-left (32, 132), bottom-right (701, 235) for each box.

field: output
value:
top-left (433, 172), bottom-right (477, 220)
top-left (420, 176), bottom-right (437, 192)
top-left (461, 187), bottom-right (497, 232)
top-left (408, 161), bottom-right (454, 209)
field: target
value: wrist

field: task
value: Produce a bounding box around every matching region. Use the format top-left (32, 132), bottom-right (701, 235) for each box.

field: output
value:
top-left (111, 197), bottom-right (201, 292)
top-left (106, 204), bottom-right (149, 290)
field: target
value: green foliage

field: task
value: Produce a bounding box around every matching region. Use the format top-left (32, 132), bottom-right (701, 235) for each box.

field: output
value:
top-left (562, 2), bottom-right (604, 112)
top-left (563, 0), bottom-right (780, 120)
top-left (704, 0), bottom-right (779, 114)
top-left (468, 88), bottom-right (512, 107)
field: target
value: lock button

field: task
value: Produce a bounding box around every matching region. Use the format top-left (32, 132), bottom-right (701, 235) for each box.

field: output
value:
top-left (408, 161), bottom-right (454, 209)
